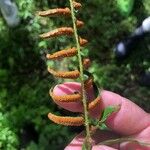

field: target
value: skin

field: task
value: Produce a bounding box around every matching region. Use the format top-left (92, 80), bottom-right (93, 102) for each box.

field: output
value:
top-left (52, 82), bottom-right (150, 150)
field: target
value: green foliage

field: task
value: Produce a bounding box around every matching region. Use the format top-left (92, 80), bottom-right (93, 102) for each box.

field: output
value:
top-left (0, 1), bottom-right (73, 149)
top-left (116, 0), bottom-right (135, 16)
top-left (90, 106), bottom-right (119, 130)
top-left (0, 0), bottom-right (149, 149)
top-left (83, 0), bottom-right (150, 112)
top-left (100, 106), bottom-right (120, 123)
top-left (0, 112), bottom-right (18, 149)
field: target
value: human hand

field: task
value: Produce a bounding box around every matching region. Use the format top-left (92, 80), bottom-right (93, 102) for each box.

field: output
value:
top-left (52, 82), bottom-right (150, 150)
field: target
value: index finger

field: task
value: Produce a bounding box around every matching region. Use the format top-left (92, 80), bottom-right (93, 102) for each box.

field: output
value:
top-left (52, 82), bottom-right (150, 135)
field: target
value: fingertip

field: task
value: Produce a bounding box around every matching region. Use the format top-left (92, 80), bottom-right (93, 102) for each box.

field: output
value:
top-left (100, 90), bottom-right (122, 107)
top-left (53, 82), bottom-right (81, 95)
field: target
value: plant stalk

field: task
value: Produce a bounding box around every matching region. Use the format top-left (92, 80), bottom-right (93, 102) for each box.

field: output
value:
top-left (69, 0), bottom-right (91, 149)
top-left (98, 137), bottom-right (150, 147)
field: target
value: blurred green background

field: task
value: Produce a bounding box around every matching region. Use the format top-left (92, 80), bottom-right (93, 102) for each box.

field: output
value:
top-left (0, 0), bottom-right (149, 149)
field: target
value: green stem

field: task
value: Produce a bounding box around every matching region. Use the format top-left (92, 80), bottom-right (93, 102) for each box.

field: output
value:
top-left (98, 137), bottom-right (150, 147)
top-left (69, 0), bottom-right (91, 149)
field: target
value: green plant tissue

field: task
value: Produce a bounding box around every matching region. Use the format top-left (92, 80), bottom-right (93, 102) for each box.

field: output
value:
top-left (116, 0), bottom-right (135, 16)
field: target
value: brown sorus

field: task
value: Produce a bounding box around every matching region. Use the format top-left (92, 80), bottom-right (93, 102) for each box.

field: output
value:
top-left (48, 113), bottom-right (84, 126)
top-left (47, 67), bottom-right (80, 79)
top-left (73, 1), bottom-right (82, 9)
top-left (79, 37), bottom-right (88, 46)
top-left (40, 27), bottom-right (74, 39)
top-left (46, 47), bottom-right (77, 60)
top-left (83, 58), bottom-right (91, 69)
top-left (38, 8), bottom-right (71, 17)
top-left (50, 89), bottom-right (82, 102)
top-left (88, 96), bottom-right (101, 110)
top-left (84, 76), bottom-right (93, 91)
top-left (76, 20), bottom-right (84, 28)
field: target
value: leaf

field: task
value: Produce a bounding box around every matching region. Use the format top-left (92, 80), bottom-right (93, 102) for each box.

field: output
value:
top-left (38, 41), bottom-right (47, 48)
top-left (100, 105), bottom-right (120, 123)
top-left (98, 123), bottom-right (109, 130)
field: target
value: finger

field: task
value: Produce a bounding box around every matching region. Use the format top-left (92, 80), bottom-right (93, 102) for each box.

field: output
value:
top-left (92, 145), bottom-right (118, 150)
top-left (52, 82), bottom-right (101, 118)
top-left (100, 90), bottom-right (150, 135)
top-left (120, 126), bottom-right (150, 150)
top-left (53, 82), bottom-right (150, 135)
top-left (52, 82), bottom-right (84, 112)
top-left (64, 130), bottom-right (119, 150)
